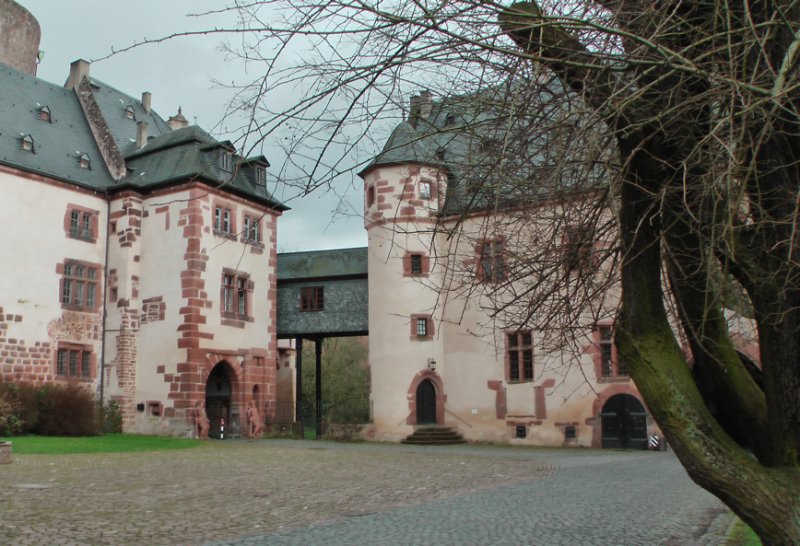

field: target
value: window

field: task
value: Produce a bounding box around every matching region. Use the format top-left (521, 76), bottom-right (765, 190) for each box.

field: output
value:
top-left (507, 330), bottom-right (533, 382)
top-left (593, 324), bottom-right (627, 380)
top-left (214, 206), bottom-right (232, 235)
top-left (220, 150), bottom-right (233, 172)
top-left (367, 186), bottom-right (375, 207)
top-left (410, 254), bottom-right (423, 274)
top-left (243, 215), bottom-right (260, 243)
top-left (403, 252), bottom-right (429, 277)
top-left (61, 261), bottom-right (98, 310)
top-left (39, 105), bottom-right (51, 122)
top-left (419, 181), bottom-right (432, 200)
top-left (254, 166), bottom-right (266, 188)
top-left (564, 225), bottom-right (594, 272)
top-left (21, 134), bottom-right (34, 152)
top-left (515, 424), bottom-right (527, 439)
top-left (444, 113), bottom-right (457, 126)
top-left (125, 105), bottom-right (136, 120)
top-left (65, 206), bottom-right (98, 243)
top-left (300, 286), bottom-right (324, 312)
top-left (69, 210), bottom-right (91, 239)
top-left (410, 314), bottom-right (434, 340)
top-left (56, 347), bottom-right (91, 379)
top-left (479, 240), bottom-right (505, 283)
top-left (79, 153), bottom-right (91, 169)
top-left (222, 271), bottom-right (251, 321)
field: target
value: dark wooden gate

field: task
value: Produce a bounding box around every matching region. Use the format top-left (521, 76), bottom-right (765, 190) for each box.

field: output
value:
top-left (600, 394), bottom-right (647, 449)
top-left (416, 379), bottom-right (437, 425)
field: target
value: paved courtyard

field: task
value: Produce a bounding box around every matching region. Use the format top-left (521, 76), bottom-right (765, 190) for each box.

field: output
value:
top-left (0, 439), bottom-right (733, 545)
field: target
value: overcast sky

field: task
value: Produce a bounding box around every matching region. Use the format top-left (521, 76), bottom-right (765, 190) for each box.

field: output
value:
top-left (21, 0), bottom-right (368, 252)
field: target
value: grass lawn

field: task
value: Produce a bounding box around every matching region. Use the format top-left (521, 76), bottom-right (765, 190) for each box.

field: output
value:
top-left (0, 434), bottom-right (201, 454)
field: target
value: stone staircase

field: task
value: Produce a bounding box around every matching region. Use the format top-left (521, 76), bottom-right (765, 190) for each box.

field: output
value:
top-left (401, 425), bottom-right (466, 445)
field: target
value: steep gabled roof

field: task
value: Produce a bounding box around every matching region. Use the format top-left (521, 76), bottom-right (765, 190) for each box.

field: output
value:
top-left (119, 125), bottom-right (287, 209)
top-left (0, 62), bottom-right (114, 188)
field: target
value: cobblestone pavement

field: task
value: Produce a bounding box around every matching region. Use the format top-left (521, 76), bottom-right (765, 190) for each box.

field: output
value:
top-left (0, 439), bottom-right (732, 545)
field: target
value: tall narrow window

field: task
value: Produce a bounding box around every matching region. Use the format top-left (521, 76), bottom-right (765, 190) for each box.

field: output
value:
top-left (419, 180), bottom-right (432, 199)
top-left (480, 240), bottom-right (505, 283)
top-left (243, 215), bottom-right (260, 243)
top-left (300, 286), bottom-right (324, 311)
top-left (599, 326), bottom-right (613, 378)
top-left (214, 206), bottom-right (233, 235)
top-left (255, 166), bottom-right (266, 187)
top-left (507, 331), bottom-right (534, 382)
top-left (367, 186), bottom-right (375, 207)
top-left (222, 274), bottom-right (235, 313)
top-left (416, 318), bottom-right (428, 337)
top-left (221, 271), bottom-right (251, 323)
top-left (220, 150), bottom-right (233, 172)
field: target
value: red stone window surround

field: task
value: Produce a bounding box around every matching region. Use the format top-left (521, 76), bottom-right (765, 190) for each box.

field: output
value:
top-left (242, 214), bottom-right (262, 245)
top-left (213, 202), bottom-right (236, 239)
top-left (410, 314), bottom-right (434, 341)
top-left (592, 323), bottom-right (629, 382)
top-left (300, 286), bottom-right (324, 312)
top-left (506, 330), bottom-right (534, 382)
top-left (59, 259), bottom-right (101, 312)
top-left (55, 343), bottom-right (94, 381)
top-left (64, 204), bottom-right (99, 244)
top-left (221, 269), bottom-right (254, 327)
top-left (403, 251), bottom-right (430, 277)
top-left (477, 238), bottom-right (506, 283)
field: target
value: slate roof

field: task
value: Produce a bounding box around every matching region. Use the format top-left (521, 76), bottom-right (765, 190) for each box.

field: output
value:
top-left (117, 126), bottom-right (286, 209)
top-left (277, 247), bottom-right (368, 281)
top-left (88, 78), bottom-right (172, 156)
top-left (0, 61), bottom-right (286, 210)
top-left (0, 62), bottom-right (114, 189)
top-left (363, 78), bottom-right (607, 214)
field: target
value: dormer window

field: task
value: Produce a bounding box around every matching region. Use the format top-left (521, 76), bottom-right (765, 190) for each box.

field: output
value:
top-left (125, 105), bottom-right (136, 120)
top-left (444, 113), bottom-right (456, 126)
top-left (39, 105), bottom-right (51, 122)
top-left (220, 150), bottom-right (233, 172)
top-left (79, 153), bottom-right (91, 169)
top-left (434, 147), bottom-right (446, 161)
top-left (21, 134), bottom-right (34, 152)
top-left (254, 165), bottom-right (266, 188)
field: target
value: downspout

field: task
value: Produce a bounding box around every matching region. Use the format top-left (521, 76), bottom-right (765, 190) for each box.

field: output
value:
top-left (98, 196), bottom-right (111, 433)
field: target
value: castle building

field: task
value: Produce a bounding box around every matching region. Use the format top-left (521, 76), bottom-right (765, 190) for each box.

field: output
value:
top-left (0, 1), bottom-right (286, 435)
top-left (358, 88), bottom-right (759, 448)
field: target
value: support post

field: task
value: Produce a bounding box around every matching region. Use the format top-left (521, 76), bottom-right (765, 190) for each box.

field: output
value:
top-left (295, 336), bottom-right (303, 430)
top-left (315, 337), bottom-right (323, 438)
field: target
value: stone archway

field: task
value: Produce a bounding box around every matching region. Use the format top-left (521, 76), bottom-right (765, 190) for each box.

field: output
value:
top-left (406, 370), bottom-right (445, 425)
top-left (600, 394), bottom-right (648, 449)
top-left (206, 361), bottom-right (235, 439)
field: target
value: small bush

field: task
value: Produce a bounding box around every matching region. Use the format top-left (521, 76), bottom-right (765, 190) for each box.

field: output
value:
top-left (102, 400), bottom-right (123, 434)
top-left (36, 384), bottom-right (98, 436)
top-left (0, 386), bottom-right (23, 436)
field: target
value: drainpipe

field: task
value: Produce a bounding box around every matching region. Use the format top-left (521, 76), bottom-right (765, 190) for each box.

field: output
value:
top-left (98, 197), bottom-right (111, 433)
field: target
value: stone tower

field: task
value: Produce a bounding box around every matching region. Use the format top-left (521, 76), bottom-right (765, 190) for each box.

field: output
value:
top-left (0, 0), bottom-right (41, 76)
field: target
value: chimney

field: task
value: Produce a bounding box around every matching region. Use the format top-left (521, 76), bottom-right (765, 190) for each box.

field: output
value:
top-left (167, 107), bottom-right (189, 130)
top-left (136, 121), bottom-right (148, 149)
top-left (141, 92), bottom-right (151, 114)
top-left (65, 59), bottom-right (90, 90)
top-left (418, 90), bottom-right (433, 121)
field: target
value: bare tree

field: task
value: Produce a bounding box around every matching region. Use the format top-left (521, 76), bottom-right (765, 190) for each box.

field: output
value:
top-left (145, 0), bottom-right (799, 541)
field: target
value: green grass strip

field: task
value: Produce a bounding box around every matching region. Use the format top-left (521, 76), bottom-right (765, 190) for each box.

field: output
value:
top-left (0, 434), bottom-right (201, 454)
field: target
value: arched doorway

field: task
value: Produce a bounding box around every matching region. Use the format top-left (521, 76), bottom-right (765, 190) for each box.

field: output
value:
top-left (600, 394), bottom-right (647, 449)
top-left (416, 379), bottom-right (437, 425)
top-left (206, 362), bottom-right (233, 439)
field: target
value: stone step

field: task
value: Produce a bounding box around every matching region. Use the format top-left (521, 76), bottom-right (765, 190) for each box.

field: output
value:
top-left (402, 426), bottom-right (466, 445)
